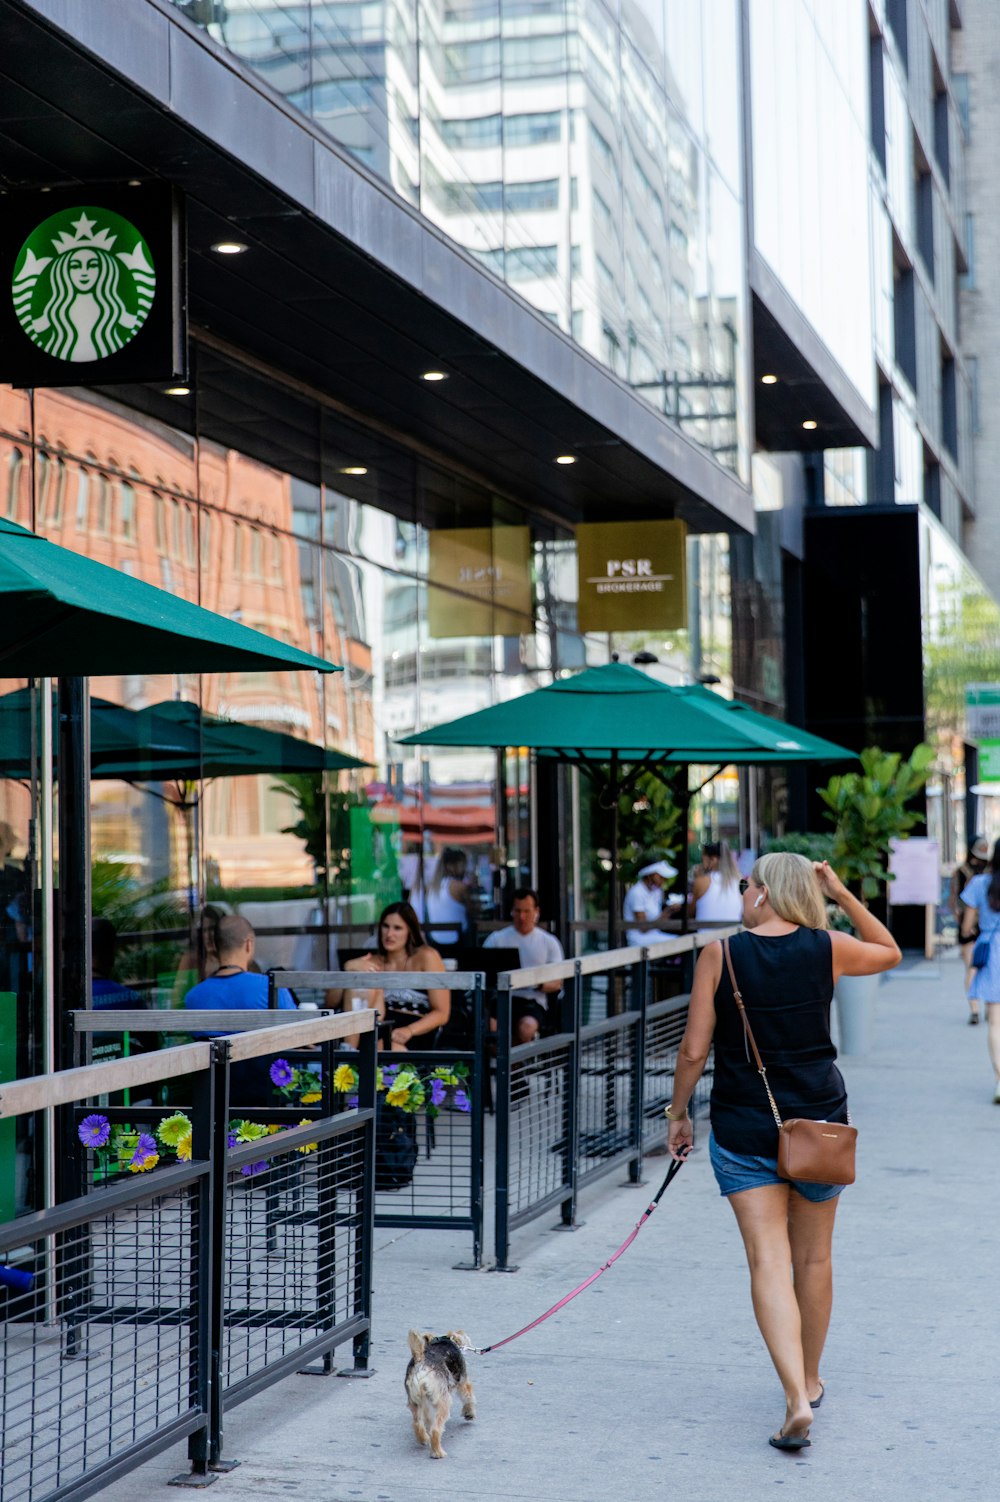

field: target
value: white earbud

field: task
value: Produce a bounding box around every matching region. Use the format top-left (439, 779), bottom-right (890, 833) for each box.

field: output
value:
top-left (754, 893), bottom-right (766, 909)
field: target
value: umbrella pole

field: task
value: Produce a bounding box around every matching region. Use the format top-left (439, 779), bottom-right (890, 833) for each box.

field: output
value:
top-left (678, 783), bottom-right (691, 937)
top-left (39, 679), bottom-right (57, 1319)
top-left (608, 752), bottom-right (619, 955)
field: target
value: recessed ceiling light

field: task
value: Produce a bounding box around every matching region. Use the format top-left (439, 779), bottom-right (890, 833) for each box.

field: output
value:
top-left (340, 466), bottom-right (368, 476)
top-left (555, 454), bottom-right (577, 465)
top-left (761, 373), bottom-right (778, 385)
top-left (421, 370), bottom-right (448, 382)
top-left (211, 241), bottom-right (248, 255)
top-left (802, 419), bottom-right (818, 430)
top-left (165, 385), bottom-right (191, 396)
top-left (127, 179), bottom-right (143, 187)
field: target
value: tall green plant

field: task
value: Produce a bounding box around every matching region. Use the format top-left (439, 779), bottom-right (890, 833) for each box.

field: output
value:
top-left (817, 744), bottom-right (935, 900)
top-left (271, 772), bottom-right (365, 887)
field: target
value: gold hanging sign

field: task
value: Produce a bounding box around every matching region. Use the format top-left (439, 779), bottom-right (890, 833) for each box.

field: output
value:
top-left (576, 518), bottom-right (688, 632)
top-left (428, 525), bottom-right (533, 637)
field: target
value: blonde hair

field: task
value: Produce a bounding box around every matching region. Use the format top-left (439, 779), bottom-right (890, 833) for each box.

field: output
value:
top-left (752, 852), bottom-right (827, 930)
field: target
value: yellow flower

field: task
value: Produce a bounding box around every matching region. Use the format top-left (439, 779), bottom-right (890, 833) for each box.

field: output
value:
top-left (129, 1153), bottom-right (159, 1173)
top-left (300, 1091), bottom-right (322, 1105)
top-left (176, 1132), bottom-right (192, 1162)
top-left (235, 1121), bottom-right (268, 1142)
top-left (385, 1085), bottom-right (411, 1108)
top-left (296, 1119), bottom-right (318, 1153)
top-left (266, 1125), bottom-right (284, 1135)
top-left (333, 1064), bottom-right (357, 1092)
top-left (156, 1112), bottom-right (193, 1147)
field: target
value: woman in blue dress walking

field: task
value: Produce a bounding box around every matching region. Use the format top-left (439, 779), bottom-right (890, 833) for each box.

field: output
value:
top-left (960, 840), bottom-right (1000, 1102)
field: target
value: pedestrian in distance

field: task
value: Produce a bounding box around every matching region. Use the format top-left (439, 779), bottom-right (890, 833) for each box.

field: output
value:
top-left (689, 839), bottom-right (743, 923)
top-left (665, 853), bottom-right (901, 1452)
top-left (412, 847), bottom-right (475, 946)
top-left (959, 839), bottom-right (1000, 1101)
top-left (951, 836), bottom-right (988, 1019)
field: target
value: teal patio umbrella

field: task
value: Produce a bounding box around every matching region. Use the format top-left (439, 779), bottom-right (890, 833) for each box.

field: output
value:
top-left (0, 517), bottom-right (337, 676)
top-left (401, 661), bottom-right (854, 944)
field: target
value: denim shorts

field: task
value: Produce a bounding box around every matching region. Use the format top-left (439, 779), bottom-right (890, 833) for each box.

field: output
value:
top-left (709, 1131), bottom-right (845, 1203)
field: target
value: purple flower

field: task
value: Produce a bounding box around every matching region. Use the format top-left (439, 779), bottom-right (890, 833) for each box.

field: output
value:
top-left (381, 1064), bottom-right (398, 1083)
top-left (239, 1161), bottom-right (267, 1177)
top-left (227, 1131), bottom-right (238, 1149)
top-left (130, 1132), bottom-right (158, 1168)
top-left (430, 1079), bottom-right (447, 1108)
top-left (269, 1058), bottom-right (294, 1088)
top-left (454, 1089), bottom-right (471, 1113)
top-left (346, 1095), bottom-right (359, 1109)
top-left (78, 1113), bottom-right (111, 1148)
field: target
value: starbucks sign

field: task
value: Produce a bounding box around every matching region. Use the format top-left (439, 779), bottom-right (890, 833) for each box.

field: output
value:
top-left (13, 207), bottom-right (156, 362)
top-left (1, 186), bottom-right (185, 387)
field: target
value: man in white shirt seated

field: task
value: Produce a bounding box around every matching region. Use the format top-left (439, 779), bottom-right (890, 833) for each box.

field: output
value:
top-left (483, 887), bottom-right (564, 1043)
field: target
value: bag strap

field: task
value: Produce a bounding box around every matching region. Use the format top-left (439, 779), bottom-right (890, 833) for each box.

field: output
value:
top-left (722, 937), bottom-right (783, 1130)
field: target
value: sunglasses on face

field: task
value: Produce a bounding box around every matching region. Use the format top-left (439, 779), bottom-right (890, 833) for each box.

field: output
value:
top-left (739, 879), bottom-right (750, 894)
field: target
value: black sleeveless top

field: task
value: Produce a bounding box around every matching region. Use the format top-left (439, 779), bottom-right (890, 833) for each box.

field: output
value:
top-left (710, 927), bottom-right (847, 1157)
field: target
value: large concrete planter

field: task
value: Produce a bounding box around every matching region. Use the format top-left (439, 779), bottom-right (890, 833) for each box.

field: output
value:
top-left (834, 972), bottom-right (880, 1056)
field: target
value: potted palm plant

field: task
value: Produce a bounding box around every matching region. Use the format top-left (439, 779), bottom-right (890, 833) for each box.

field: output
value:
top-left (817, 744), bottom-right (934, 1053)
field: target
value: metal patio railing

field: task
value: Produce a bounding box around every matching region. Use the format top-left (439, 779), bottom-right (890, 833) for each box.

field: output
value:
top-left (0, 1007), bottom-right (376, 1502)
top-left (493, 929), bottom-right (738, 1270)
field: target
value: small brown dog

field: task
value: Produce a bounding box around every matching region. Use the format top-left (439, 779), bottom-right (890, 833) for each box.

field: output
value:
top-left (404, 1329), bottom-right (476, 1458)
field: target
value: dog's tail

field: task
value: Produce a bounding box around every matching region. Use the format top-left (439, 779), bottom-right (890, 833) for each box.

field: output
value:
top-left (408, 1328), bottom-right (430, 1361)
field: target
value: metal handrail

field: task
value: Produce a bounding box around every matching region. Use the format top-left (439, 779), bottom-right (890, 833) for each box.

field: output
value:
top-left (71, 1008), bottom-right (358, 1032)
top-left (0, 1042), bottom-right (213, 1117)
top-left (497, 927), bottom-right (739, 988)
top-left (11, 1011), bottom-right (376, 1113)
top-left (278, 970), bottom-right (486, 989)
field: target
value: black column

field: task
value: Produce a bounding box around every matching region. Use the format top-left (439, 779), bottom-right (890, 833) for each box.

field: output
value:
top-left (57, 677), bottom-right (91, 1070)
top-left (533, 756), bottom-right (567, 942)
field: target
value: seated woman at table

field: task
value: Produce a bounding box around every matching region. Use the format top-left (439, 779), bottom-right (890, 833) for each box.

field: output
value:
top-left (339, 902), bottom-right (450, 1051)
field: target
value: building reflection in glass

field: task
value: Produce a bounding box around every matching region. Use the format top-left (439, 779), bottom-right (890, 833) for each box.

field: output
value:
top-left (171, 0), bottom-right (748, 479)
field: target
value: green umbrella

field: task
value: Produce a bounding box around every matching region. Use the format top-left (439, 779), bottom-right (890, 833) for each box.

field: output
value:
top-left (669, 685), bottom-right (852, 764)
top-left (96, 699), bottom-right (368, 780)
top-left (401, 662), bottom-right (855, 944)
top-left (400, 662), bottom-right (770, 760)
top-left (0, 518), bottom-right (338, 675)
top-left (0, 687), bottom-right (205, 774)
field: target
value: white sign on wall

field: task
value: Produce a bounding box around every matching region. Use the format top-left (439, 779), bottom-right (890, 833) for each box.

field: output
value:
top-left (887, 837), bottom-right (940, 906)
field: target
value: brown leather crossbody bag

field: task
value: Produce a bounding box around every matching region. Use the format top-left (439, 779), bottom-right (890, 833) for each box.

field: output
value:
top-left (722, 937), bottom-right (857, 1186)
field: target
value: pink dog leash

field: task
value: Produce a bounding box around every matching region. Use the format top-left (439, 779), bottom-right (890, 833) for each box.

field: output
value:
top-left (462, 1155), bottom-right (687, 1356)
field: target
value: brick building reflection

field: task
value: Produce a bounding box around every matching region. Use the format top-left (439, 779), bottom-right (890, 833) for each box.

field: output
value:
top-left (0, 385), bottom-right (374, 890)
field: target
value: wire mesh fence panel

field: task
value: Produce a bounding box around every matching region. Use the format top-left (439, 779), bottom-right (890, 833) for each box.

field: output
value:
top-left (0, 1177), bottom-right (206, 1502)
top-left (374, 1102), bottom-right (473, 1221)
top-left (330, 1046), bottom-right (481, 1239)
top-left (642, 999), bottom-right (710, 1149)
top-left (505, 1041), bottom-right (571, 1222)
top-left (221, 1120), bottom-right (367, 1398)
top-left (577, 1021), bottom-right (639, 1181)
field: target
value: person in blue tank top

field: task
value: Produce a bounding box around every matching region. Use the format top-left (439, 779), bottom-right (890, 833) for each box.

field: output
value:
top-left (959, 838), bottom-right (1000, 1102)
top-left (664, 853), bottom-right (900, 1453)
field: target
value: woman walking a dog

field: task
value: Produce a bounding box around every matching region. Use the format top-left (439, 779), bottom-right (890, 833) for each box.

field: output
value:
top-left (666, 854), bottom-right (900, 1451)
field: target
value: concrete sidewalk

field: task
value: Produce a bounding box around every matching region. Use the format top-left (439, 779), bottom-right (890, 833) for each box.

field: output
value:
top-left (102, 954), bottom-right (997, 1502)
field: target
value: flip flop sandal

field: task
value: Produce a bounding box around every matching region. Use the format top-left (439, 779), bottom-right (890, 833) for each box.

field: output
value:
top-left (769, 1429), bottom-right (811, 1451)
top-left (810, 1383), bottom-right (825, 1409)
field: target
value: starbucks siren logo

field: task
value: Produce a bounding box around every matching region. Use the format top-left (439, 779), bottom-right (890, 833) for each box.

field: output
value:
top-left (12, 206), bottom-right (155, 362)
